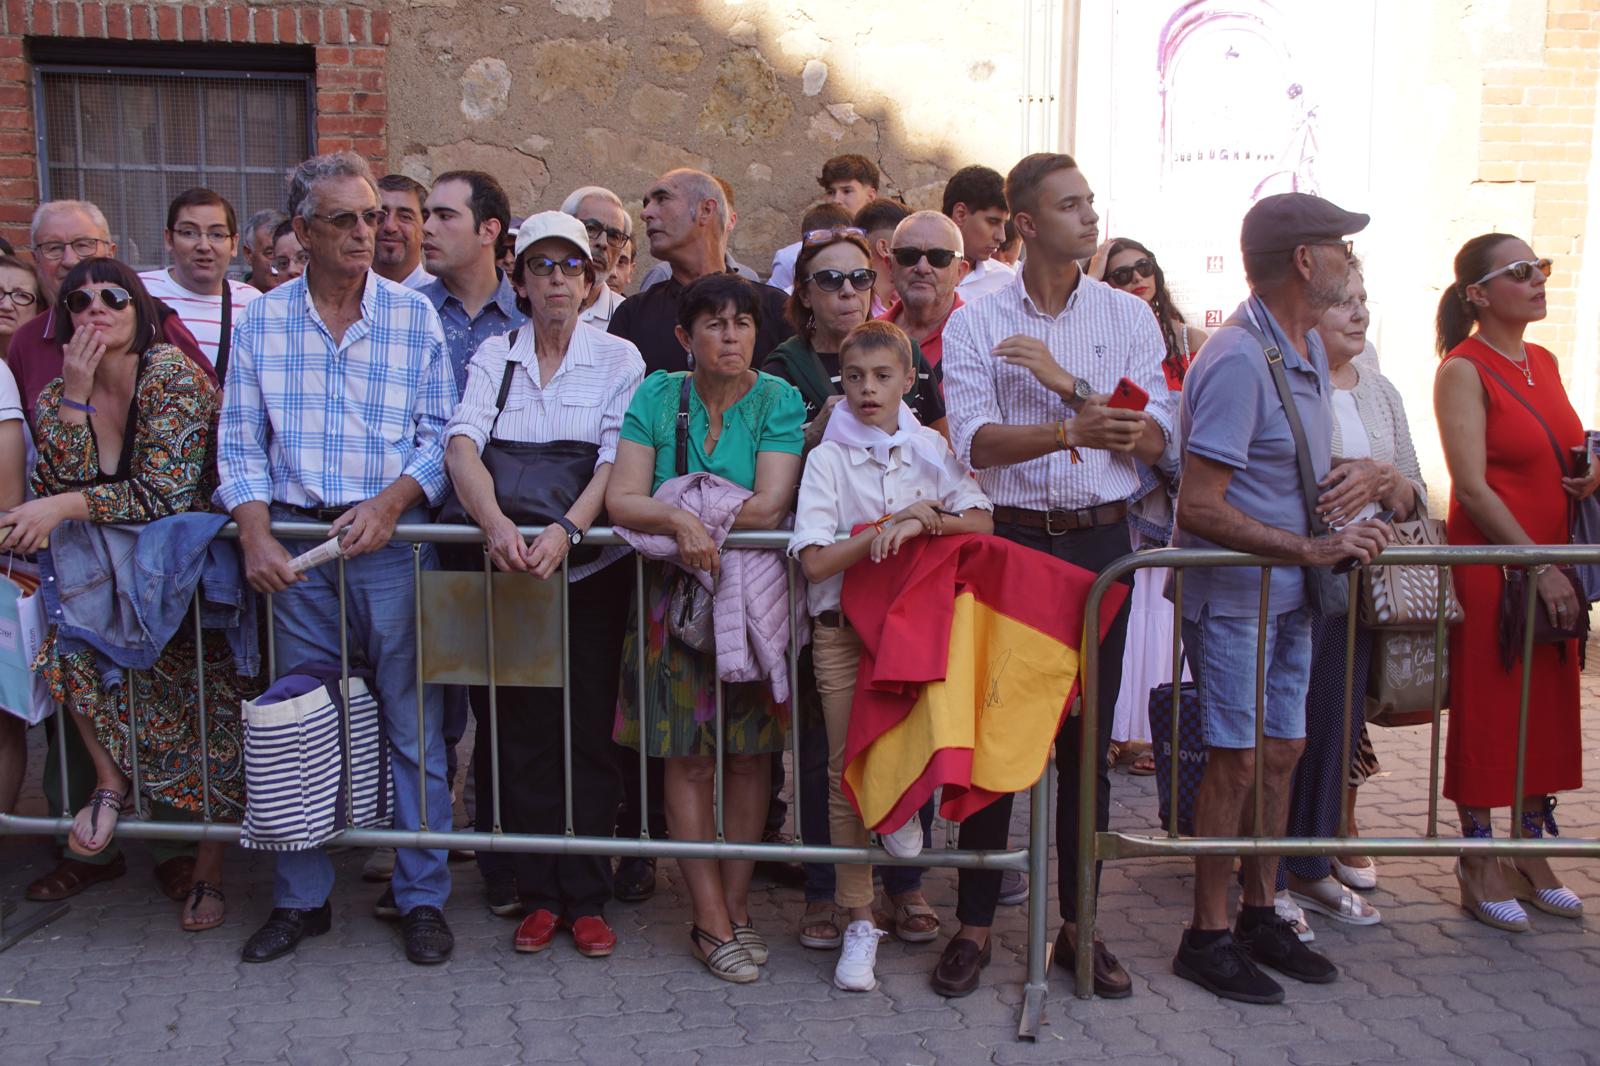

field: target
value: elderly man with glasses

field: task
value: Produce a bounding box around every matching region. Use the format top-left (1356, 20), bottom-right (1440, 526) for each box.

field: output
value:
top-left (878, 211), bottom-right (971, 371)
top-left (219, 151), bottom-right (458, 968)
top-left (560, 185), bottom-right (632, 329)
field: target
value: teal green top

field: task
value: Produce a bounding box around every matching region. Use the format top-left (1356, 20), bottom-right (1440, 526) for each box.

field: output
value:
top-left (620, 370), bottom-right (806, 494)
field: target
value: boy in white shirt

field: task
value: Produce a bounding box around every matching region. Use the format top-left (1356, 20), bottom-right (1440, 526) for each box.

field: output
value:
top-left (788, 320), bottom-right (993, 991)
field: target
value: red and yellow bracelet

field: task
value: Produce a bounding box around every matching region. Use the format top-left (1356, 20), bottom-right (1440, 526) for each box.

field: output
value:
top-left (1055, 420), bottom-right (1082, 464)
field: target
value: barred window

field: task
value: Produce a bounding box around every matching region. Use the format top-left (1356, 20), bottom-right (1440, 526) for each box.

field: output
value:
top-left (34, 65), bottom-right (314, 272)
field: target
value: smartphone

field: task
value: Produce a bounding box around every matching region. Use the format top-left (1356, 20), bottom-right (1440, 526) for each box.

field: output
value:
top-left (1107, 377), bottom-right (1149, 412)
top-left (1332, 508), bottom-right (1396, 574)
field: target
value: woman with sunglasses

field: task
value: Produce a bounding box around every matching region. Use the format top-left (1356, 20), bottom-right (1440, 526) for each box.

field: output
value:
top-left (443, 212), bottom-right (645, 958)
top-left (1086, 239), bottom-right (1207, 777)
top-left (0, 258), bottom-right (250, 932)
top-left (0, 254), bottom-right (39, 819)
top-left (765, 226), bottom-right (947, 453)
top-left (1435, 235), bottom-right (1593, 931)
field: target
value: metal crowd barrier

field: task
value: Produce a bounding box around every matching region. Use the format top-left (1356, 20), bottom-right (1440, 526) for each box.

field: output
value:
top-left (0, 522), bottom-right (1055, 1041)
top-left (1072, 543), bottom-right (1600, 1000)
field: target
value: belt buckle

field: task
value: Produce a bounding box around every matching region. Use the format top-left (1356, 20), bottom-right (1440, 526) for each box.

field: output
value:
top-left (1044, 508), bottom-right (1072, 536)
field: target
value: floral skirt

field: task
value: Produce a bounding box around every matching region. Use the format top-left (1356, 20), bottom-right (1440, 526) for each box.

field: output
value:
top-left (613, 562), bottom-right (790, 758)
top-left (39, 627), bottom-right (257, 822)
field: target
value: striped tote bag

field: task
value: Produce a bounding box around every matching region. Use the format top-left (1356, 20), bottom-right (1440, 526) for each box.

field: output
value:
top-left (240, 665), bottom-right (394, 851)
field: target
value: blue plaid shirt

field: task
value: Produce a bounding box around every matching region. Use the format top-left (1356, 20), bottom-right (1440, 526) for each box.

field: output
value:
top-left (417, 271), bottom-right (526, 395)
top-left (218, 270), bottom-right (458, 510)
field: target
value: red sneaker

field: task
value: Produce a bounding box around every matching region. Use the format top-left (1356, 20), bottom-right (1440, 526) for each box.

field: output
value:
top-left (569, 915), bottom-right (618, 957)
top-left (514, 909), bottom-right (560, 953)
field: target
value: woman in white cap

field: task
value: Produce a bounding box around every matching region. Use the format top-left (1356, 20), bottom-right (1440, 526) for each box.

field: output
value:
top-left (443, 211), bottom-right (646, 959)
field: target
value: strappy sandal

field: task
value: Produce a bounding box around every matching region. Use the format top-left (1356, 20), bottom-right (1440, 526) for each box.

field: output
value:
top-left (1129, 750), bottom-right (1157, 776)
top-left (68, 788), bottom-right (129, 858)
top-left (690, 925), bottom-right (759, 984)
top-left (731, 921), bottom-right (768, 965)
top-left (1289, 877), bottom-right (1381, 926)
top-left (181, 880), bottom-right (226, 932)
top-left (798, 903), bottom-right (841, 950)
top-left (889, 900), bottom-right (940, 943)
top-left (1105, 741), bottom-right (1124, 770)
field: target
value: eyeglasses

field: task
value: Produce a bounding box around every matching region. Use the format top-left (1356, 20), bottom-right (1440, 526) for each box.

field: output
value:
top-left (268, 252), bottom-right (311, 276)
top-left (1310, 239), bottom-right (1355, 256)
top-left (891, 246), bottom-right (960, 269)
top-left (802, 268), bottom-right (877, 293)
top-left (310, 208), bottom-right (388, 231)
top-left (525, 255), bottom-right (588, 277)
top-left (170, 226), bottom-right (236, 245)
top-left (802, 226), bottom-right (867, 248)
top-left (1474, 257), bottom-right (1552, 286)
top-left (1107, 258), bottom-right (1156, 287)
top-left (64, 286), bottom-right (132, 314)
top-left (581, 218), bottom-right (628, 247)
top-left (30, 237), bottom-right (110, 262)
top-left (0, 288), bottom-right (37, 308)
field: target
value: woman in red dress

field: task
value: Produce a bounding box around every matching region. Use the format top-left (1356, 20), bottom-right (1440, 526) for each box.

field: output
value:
top-left (1434, 233), bottom-right (1593, 931)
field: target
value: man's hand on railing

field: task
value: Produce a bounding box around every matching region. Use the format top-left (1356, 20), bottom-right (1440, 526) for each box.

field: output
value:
top-left (330, 496), bottom-right (403, 560)
top-left (240, 531), bottom-right (304, 594)
top-left (1303, 517), bottom-right (1392, 569)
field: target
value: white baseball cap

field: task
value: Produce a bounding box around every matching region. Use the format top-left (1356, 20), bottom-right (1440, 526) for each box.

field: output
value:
top-left (513, 210), bottom-right (592, 264)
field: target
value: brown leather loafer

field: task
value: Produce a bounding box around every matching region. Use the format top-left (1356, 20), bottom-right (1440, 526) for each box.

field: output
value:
top-left (1054, 927), bottom-right (1132, 999)
top-left (930, 936), bottom-right (992, 998)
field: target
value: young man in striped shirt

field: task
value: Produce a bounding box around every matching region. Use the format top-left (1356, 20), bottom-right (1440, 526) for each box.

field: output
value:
top-left (139, 187), bottom-right (259, 380)
top-left (941, 152), bottom-right (1173, 1000)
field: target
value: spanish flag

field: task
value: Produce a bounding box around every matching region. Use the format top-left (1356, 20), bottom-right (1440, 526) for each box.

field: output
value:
top-left (840, 533), bottom-right (1128, 832)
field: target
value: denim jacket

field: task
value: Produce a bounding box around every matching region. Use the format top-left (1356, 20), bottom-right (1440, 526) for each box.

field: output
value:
top-left (40, 512), bottom-right (260, 687)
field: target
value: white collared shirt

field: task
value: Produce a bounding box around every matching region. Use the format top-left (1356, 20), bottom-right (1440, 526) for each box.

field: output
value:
top-left (941, 270), bottom-right (1174, 512)
top-left (768, 241), bottom-right (802, 292)
top-left (956, 256), bottom-right (1017, 303)
top-left (578, 283), bottom-right (626, 328)
top-left (788, 429), bottom-right (992, 616)
top-left (402, 262), bottom-right (436, 290)
top-left (444, 322), bottom-right (645, 581)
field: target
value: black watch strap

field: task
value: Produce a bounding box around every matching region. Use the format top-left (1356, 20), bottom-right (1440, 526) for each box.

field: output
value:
top-left (555, 516), bottom-right (582, 544)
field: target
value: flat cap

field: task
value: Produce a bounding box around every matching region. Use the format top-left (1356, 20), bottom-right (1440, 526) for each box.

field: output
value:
top-left (1240, 193), bottom-right (1369, 255)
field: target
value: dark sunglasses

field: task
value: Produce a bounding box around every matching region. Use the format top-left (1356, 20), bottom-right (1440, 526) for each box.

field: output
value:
top-left (891, 246), bottom-right (960, 269)
top-left (801, 225), bottom-right (866, 248)
top-left (64, 286), bottom-right (132, 313)
top-left (1474, 257), bottom-right (1552, 286)
top-left (802, 268), bottom-right (876, 293)
top-left (525, 255), bottom-right (588, 277)
top-left (1107, 258), bottom-right (1156, 287)
top-left (581, 218), bottom-right (628, 246)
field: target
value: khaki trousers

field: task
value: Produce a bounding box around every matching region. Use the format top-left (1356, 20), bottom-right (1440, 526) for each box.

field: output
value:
top-left (810, 618), bottom-right (875, 909)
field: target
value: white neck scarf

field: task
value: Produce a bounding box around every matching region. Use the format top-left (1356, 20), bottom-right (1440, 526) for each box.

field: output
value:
top-left (821, 400), bottom-right (947, 471)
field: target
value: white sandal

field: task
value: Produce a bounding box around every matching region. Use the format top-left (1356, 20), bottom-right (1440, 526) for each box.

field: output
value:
top-left (1331, 856), bottom-right (1378, 891)
top-left (1289, 877), bottom-right (1382, 926)
top-left (1273, 890), bottom-right (1315, 942)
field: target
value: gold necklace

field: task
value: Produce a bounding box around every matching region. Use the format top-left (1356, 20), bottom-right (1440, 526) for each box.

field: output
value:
top-left (1479, 335), bottom-right (1533, 387)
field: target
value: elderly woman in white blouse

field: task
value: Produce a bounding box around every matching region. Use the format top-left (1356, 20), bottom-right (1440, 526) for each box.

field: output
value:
top-left (1275, 261), bottom-right (1424, 934)
top-left (444, 212), bottom-right (645, 959)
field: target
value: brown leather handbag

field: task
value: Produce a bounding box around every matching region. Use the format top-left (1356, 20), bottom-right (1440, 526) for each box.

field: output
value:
top-left (1360, 517), bottom-right (1464, 628)
top-left (1498, 564), bottom-right (1587, 671)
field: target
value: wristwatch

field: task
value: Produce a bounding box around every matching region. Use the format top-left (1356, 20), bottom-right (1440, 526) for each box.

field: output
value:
top-left (1063, 374), bottom-right (1094, 412)
top-left (555, 516), bottom-right (583, 547)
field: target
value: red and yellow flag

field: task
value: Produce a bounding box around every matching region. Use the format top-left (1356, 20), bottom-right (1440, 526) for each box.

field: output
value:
top-left (840, 533), bottom-right (1128, 832)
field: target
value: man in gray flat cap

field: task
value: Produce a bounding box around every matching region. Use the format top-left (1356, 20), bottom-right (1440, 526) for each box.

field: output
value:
top-left (1170, 193), bottom-right (1391, 1005)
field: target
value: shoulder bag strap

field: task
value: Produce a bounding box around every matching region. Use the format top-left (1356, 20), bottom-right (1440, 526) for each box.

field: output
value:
top-left (214, 281), bottom-right (232, 386)
top-left (675, 374), bottom-right (691, 479)
top-left (1467, 352), bottom-right (1574, 479)
top-left (1235, 311), bottom-right (1330, 536)
top-left (487, 329), bottom-right (520, 437)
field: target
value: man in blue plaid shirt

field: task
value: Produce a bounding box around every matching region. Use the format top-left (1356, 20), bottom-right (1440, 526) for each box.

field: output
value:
top-left (218, 151), bottom-right (460, 967)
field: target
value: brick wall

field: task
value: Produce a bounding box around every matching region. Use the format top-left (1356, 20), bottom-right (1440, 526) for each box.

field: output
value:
top-left (1476, 0), bottom-right (1598, 366)
top-left (0, 0), bottom-right (389, 249)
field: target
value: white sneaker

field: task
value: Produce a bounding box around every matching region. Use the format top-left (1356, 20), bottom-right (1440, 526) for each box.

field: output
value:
top-left (880, 817), bottom-right (924, 859)
top-left (833, 919), bottom-right (887, 992)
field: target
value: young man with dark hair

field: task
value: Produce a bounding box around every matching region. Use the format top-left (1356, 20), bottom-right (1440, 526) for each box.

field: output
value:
top-left (375, 174), bottom-right (433, 289)
top-left (853, 197), bottom-right (910, 316)
top-left (768, 154), bottom-right (883, 291)
top-left (139, 187), bottom-right (260, 375)
top-left (942, 164), bottom-right (1015, 303)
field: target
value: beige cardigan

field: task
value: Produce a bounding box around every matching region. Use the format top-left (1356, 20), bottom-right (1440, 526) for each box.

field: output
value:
top-left (1332, 363), bottom-right (1428, 517)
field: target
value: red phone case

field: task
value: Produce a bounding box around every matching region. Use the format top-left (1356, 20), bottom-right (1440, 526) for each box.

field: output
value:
top-left (1108, 377), bottom-right (1149, 412)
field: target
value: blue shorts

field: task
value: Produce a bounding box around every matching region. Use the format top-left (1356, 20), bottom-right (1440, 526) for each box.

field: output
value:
top-left (1182, 604), bottom-right (1315, 749)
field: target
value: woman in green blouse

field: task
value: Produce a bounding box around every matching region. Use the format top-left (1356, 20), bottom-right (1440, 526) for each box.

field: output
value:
top-left (607, 274), bottom-right (805, 983)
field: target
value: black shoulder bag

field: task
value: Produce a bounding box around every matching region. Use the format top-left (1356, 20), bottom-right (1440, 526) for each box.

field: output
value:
top-left (1234, 308), bottom-right (1348, 617)
top-left (437, 330), bottom-right (604, 566)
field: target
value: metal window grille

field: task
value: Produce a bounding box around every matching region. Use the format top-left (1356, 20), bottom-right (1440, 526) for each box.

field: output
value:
top-left (33, 65), bottom-right (314, 272)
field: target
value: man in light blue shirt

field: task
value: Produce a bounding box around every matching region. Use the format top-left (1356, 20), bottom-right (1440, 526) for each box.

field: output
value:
top-left (1172, 193), bottom-right (1387, 1005)
top-left (220, 151), bottom-right (459, 968)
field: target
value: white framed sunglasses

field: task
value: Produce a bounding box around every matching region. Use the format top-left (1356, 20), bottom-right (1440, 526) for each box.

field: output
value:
top-left (1473, 257), bottom-right (1552, 286)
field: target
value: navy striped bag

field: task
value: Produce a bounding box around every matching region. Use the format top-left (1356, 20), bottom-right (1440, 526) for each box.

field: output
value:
top-left (240, 664), bottom-right (393, 851)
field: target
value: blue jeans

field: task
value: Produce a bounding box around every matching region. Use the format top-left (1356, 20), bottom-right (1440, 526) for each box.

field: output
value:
top-left (1183, 603), bottom-right (1315, 749)
top-left (268, 506), bottom-right (451, 913)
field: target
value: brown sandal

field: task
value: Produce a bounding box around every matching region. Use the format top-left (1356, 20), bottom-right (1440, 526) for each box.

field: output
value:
top-left (25, 853), bottom-right (128, 902)
top-left (180, 880), bottom-right (226, 932)
top-left (154, 855), bottom-right (197, 902)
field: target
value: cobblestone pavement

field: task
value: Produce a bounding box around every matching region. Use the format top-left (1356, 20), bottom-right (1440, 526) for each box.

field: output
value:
top-left (2, 671), bottom-right (1598, 1065)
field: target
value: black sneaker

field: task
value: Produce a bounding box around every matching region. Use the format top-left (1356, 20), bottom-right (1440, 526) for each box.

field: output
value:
top-left (1234, 915), bottom-right (1338, 984)
top-left (484, 870), bottom-right (524, 918)
top-left (1172, 931), bottom-right (1285, 1005)
top-left (373, 886), bottom-right (401, 921)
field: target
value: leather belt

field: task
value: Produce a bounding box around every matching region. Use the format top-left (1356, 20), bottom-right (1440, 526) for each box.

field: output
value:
top-left (286, 504), bottom-right (352, 522)
top-left (992, 501), bottom-right (1128, 536)
top-left (815, 610), bottom-right (844, 628)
